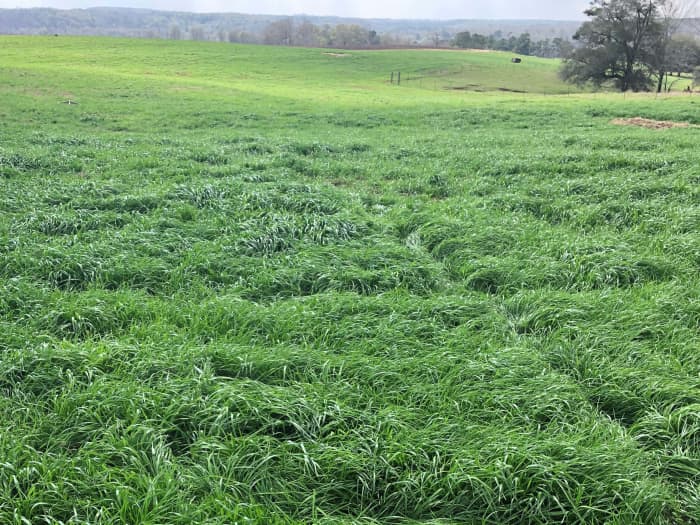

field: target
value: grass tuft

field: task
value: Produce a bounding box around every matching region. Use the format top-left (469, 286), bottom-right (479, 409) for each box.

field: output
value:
top-left (0, 35), bottom-right (699, 524)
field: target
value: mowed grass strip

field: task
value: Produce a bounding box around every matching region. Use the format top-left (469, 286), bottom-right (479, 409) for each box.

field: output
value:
top-left (1, 36), bottom-right (700, 523)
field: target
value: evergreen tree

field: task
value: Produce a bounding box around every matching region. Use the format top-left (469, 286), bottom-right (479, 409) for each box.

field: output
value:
top-left (561, 0), bottom-right (663, 91)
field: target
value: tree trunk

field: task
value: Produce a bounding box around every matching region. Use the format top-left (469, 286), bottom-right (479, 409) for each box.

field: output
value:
top-left (622, 67), bottom-right (632, 92)
top-left (656, 71), bottom-right (665, 93)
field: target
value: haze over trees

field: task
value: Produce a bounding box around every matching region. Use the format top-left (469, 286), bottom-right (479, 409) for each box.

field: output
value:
top-left (0, 7), bottom-right (583, 46)
top-left (261, 19), bottom-right (381, 48)
top-left (561, 0), bottom-right (700, 91)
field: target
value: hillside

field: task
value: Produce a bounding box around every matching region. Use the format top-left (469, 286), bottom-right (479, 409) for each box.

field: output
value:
top-left (0, 35), bottom-right (588, 95)
top-left (2, 37), bottom-right (700, 524)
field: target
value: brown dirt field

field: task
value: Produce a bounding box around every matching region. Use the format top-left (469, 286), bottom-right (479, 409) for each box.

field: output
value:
top-left (611, 117), bottom-right (694, 129)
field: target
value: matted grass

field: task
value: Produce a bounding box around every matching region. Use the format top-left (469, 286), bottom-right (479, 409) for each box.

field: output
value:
top-left (2, 36), bottom-right (700, 524)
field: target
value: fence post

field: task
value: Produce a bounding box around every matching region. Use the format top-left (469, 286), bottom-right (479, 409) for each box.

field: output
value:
top-left (398, 71), bottom-right (401, 85)
top-left (391, 71), bottom-right (394, 84)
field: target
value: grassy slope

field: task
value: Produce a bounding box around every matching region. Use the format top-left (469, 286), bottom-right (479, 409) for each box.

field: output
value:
top-left (1, 36), bottom-right (700, 524)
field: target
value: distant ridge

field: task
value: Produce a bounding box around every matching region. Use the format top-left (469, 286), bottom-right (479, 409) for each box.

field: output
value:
top-left (0, 7), bottom-right (583, 42)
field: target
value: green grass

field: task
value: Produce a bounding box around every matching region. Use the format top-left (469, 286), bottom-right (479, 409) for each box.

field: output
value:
top-left (2, 36), bottom-right (700, 524)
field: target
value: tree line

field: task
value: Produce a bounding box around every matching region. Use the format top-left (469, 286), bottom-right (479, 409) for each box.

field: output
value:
top-left (165, 19), bottom-right (434, 48)
top-left (561, 0), bottom-right (700, 92)
top-left (452, 31), bottom-right (575, 58)
top-left (259, 19), bottom-right (385, 47)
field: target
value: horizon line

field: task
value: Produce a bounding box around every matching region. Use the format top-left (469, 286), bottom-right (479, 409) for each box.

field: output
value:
top-left (0, 5), bottom-right (587, 22)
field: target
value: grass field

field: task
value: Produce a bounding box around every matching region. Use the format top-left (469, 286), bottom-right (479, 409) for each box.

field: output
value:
top-left (1, 36), bottom-right (700, 524)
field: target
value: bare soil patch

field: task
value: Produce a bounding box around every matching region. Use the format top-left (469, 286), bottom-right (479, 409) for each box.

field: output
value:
top-left (323, 52), bottom-right (351, 57)
top-left (447, 86), bottom-right (485, 92)
top-left (611, 117), bottom-right (693, 129)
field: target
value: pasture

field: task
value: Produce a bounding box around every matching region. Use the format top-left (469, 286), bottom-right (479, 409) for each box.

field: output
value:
top-left (1, 36), bottom-right (700, 523)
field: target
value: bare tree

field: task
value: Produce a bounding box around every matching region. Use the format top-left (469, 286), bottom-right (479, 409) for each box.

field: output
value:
top-left (651, 0), bottom-right (698, 92)
top-left (263, 18), bottom-right (295, 46)
top-left (295, 20), bottom-right (320, 47)
top-left (168, 24), bottom-right (182, 40)
top-left (189, 25), bottom-right (206, 41)
top-left (332, 24), bottom-right (370, 48)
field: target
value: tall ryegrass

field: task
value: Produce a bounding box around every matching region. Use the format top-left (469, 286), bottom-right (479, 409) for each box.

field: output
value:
top-left (1, 35), bottom-right (699, 523)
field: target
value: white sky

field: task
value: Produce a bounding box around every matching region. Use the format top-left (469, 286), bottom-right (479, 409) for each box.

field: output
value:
top-left (0, 0), bottom-right (595, 20)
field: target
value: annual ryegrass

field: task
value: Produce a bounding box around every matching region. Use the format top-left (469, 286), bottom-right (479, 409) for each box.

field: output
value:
top-left (1, 36), bottom-right (700, 523)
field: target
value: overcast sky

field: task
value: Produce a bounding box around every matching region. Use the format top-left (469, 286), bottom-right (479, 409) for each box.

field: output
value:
top-left (0, 0), bottom-right (595, 20)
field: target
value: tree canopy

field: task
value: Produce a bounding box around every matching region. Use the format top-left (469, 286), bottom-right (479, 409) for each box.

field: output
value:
top-left (562, 0), bottom-right (700, 92)
top-left (561, 0), bottom-right (662, 91)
